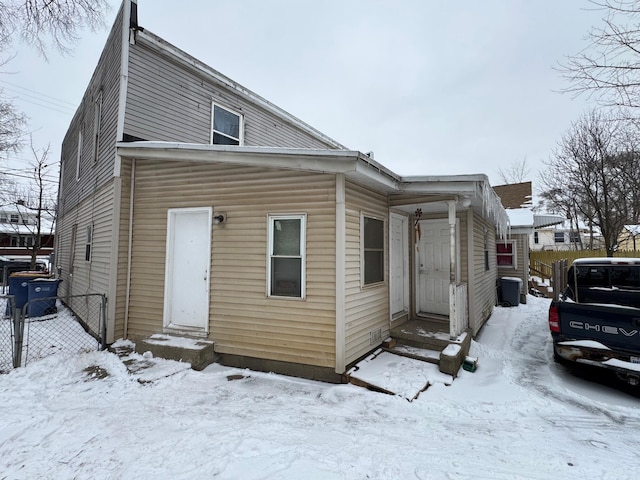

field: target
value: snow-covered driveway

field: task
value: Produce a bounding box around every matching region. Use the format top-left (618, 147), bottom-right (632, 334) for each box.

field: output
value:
top-left (1, 295), bottom-right (639, 479)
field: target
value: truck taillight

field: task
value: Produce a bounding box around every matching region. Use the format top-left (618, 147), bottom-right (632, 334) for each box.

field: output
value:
top-left (549, 305), bottom-right (560, 333)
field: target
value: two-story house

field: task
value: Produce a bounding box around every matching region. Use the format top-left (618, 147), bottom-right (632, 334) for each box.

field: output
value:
top-left (55, 0), bottom-right (509, 381)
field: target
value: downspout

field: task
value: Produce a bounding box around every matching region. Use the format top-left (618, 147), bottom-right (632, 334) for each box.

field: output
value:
top-left (448, 200), bottom-right (457, 339)
top-left (335, 173), bottom-right (346, 374)
top-left (123, 158), bottom-right (135, 338)
top-left (466, 208), bottom-right (475, 334)
top-left (106, 0), bottom-right (133, 342)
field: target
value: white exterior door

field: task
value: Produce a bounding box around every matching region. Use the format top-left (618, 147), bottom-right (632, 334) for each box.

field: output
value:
top-left (390, 213), bottom-right (409, 317)
top-left (163, 207), bottom-right (212, 332)
top-left (417, 219), bottom-right (452, 316)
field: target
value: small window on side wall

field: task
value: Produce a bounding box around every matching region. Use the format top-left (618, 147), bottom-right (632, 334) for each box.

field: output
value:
top-left (496, 240), bottom-right (516, 268)
top-left (268, 214), bottom-right (306, 298)
top-left (211, 103), bottom-right (243, 145)
top-left (85, 224), bottom-right (93, 262)
top-left (362, 215), bottom-right (384, 285)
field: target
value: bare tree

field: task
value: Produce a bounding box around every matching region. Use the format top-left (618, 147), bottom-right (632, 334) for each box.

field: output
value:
top-left (0, 95), bottom-right (26, 161)
top-left (0, 0), bottom-right (109, 163)
top-left (559, 0), bottom-right (640, 109)
top-left (540, 110), bottom-right (638, 256)
top-left (0, 0), bottom-right (109, 57)
top-left (1, 143), bottom-right (56, 269)
top-left (496, 157), bottom-right (531, 184)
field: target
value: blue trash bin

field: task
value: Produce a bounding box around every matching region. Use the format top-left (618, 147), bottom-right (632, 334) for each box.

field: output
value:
top-left (6, 272), bottom-right (44, 316)
top-left (27, 278), bottom-right (61, 317)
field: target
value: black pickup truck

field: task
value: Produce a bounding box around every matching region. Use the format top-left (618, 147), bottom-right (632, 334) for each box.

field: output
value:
top-left (549, 257), bottom-right (640, 387)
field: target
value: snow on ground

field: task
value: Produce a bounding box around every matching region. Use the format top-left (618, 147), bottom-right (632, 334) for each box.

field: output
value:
top-left (1, 295), bottom-right (640, 479)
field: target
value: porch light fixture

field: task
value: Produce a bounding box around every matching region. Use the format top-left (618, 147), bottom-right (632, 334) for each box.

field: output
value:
top-left (213, 213), bottom-right (226, 225)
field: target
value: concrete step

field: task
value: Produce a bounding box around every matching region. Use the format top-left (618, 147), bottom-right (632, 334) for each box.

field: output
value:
top-left (135, 334), bottom-right (217, 371)
top-left (385, 322), bottom-right (473, 377)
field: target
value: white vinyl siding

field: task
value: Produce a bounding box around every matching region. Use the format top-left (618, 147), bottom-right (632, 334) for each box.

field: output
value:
top-left (125, 36), bottom-right (343, 150)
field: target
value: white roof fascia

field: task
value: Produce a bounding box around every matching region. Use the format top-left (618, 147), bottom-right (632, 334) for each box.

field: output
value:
top-left (116, 142), bottom-right (400, 191)
top-left (135, 30), bottom-right (347, 151)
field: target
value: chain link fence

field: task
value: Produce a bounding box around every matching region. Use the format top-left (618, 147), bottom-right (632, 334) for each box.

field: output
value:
top-left (0, 293), bottom-right (107, 373)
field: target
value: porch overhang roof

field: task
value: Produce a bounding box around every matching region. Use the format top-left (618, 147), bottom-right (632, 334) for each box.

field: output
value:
top-left (116, 142), bottom-right (400, 192)
top-left (116, 142), bottom-right (509, 233)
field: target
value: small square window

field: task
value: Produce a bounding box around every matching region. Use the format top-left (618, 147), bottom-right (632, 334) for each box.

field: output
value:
top-left (554, 232), bottom-right (565, 243)
top-left (211, 103), bottom-right (243, 145)
top-left (569, 231), bottom-right (581, 243)
top-left (496, 241), bottom-right (516, 268)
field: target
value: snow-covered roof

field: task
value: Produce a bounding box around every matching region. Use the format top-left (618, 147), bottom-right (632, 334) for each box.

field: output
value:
top-left (624, 225), bottom-right (640, 236)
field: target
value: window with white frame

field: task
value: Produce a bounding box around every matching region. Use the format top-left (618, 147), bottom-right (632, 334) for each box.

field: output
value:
top-left (569, 231), bottom-right (581, 243)
top-left (10, 214), bottom-right (19, 223)
top-left (362, 214), bottom-right (384, 285)
top-left (496, 240), bottom-right (517, 268)
top-left (533, 231), bottom-right (539, 244)
top-left (76, 130), bottom-right (83, 181)
top-left (211, 103), bottom-right (243, 145)
top-left (69, 224), bottom-right (77, 274)
top-left (268, 214), bottom-right (305, 298)
top-left (85, 224), bottom-right (93, 262)
top-left (93, 90), bottom-right (103, 164)
top-left (554, 231), bottom-right (565, 243)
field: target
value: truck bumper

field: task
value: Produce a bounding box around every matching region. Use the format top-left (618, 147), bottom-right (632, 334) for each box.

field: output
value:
top-left (554, 341), bottom-right (640, 386)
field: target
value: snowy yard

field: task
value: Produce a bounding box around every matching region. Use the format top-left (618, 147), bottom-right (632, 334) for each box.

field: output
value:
top-left (1, 295), bottom-right (639, 479)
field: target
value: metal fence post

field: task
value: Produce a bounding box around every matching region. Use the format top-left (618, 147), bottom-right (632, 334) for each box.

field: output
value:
top-left (12, 302), bottom-right (24, 368)
top-left (100, 295), bottom-right (107, 350)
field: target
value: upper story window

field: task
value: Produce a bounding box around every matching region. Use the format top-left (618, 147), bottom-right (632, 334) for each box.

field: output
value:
top-left (10, 214), bottom-right (19, 223)
top-left (497, 240), bottom-right (517, 268)
top-left (554, 231), bottom-right (565, 243)
top-left (211, 103), bottom-right (243, 145)
top-left (93, 90), bottom-right (103, 164)
top-left (76, 130), bottom-right (83, 182)
top-left (362, 214), bottom-right (385, 285)
top-left (569, 231), bottom-right (581, 243)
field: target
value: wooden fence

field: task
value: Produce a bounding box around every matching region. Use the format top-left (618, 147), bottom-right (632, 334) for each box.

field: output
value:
top-left (529, 250), bottom-right (640, 298)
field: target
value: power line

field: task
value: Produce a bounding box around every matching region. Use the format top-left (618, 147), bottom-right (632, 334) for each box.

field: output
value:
top-left (0, 79), bottom-right (77, 108)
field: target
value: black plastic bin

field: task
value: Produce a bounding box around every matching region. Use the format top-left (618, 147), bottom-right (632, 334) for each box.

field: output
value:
top-left (499, 277), bottom-right (522, 307)
top-left (27, 278), bottom-right (61, 317)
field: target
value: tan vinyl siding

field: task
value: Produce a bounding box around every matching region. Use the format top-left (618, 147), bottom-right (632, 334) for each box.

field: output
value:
top-left (114, 158), bottom-right (133, 340)
top-left (344, 181), bottom-right (389, 365)
top-left (125, 40), bottom-right (341, 149)
top-left (55, 181), bottom-right (117, 323)
top-left (59, 4), bottom-right (123, 216)
top-left (470, 213), bottom-right (497, 335)
top-left (127, 161), bottom-right (337, 367)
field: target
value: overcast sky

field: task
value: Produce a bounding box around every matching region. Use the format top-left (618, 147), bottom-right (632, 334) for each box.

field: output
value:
top-left (2, 0), bottom-right (605, 189)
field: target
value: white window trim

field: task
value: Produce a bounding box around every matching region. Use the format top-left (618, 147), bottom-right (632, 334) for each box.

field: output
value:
top-left (267, 213), bottom-right (306, 299)
top-left (361, 212), bottom-right (386, 287)
top-left (210, 101), bottom-right (244, 145)
top-left (93, 90), bottom-right (103, 164)
top-left (497, 239), bottom-right (517, 269)
top-left (85, 223), bottom-right (93, 263)
top-left (76, 130), bottom-right (83, 182)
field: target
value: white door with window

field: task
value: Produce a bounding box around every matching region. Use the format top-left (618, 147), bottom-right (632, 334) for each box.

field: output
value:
top-left (163, 207), bottom-right (212, 332)
top-left (390, 213), bottom-right (409, 317)
top-left (417, 219), bottom-right (457, 316)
